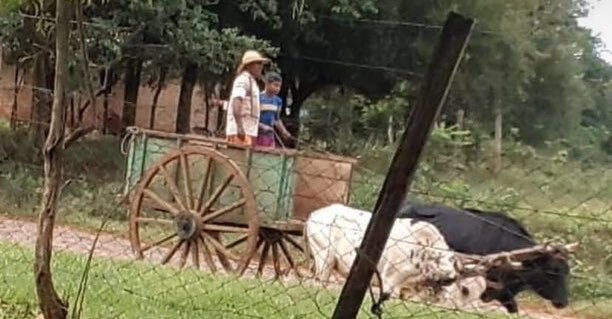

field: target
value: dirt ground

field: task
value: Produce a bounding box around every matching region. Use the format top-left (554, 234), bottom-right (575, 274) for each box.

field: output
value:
top-left (0, 216), bottom-right (589, 319)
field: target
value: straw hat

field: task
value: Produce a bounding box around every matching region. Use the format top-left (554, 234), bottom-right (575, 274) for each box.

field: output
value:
top-left (236, 50), bottom-right (270, 73)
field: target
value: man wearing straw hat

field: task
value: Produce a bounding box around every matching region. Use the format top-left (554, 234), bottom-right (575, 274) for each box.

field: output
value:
top-left (225, 50), bottom-right (270, 147)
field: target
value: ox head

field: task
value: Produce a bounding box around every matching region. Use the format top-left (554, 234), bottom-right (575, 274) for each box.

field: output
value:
top-left (423, 249), bottom-right (458, 288)
top-left (521, 243), bottom-right (578, 309)
top-left (522, 253), bottom-right (571, 309)
top-left (484, 243), bottom-right (577, 310)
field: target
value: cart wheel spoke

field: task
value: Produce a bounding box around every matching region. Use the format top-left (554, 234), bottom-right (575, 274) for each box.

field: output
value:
top-left (257, 242), bottom-right (271, 277)
top-left (179, 240), bottom-right (191, 269)
top-left (199, 174), bottom-right (234, 215)
top-left (179, 153), bottom-right (194, 209)
top-left (278, 238), bottom-right (296, 271)
top-left (191, 238), bottom-right (200, 269)
top-left (158, 164), bottom-right (189, 212)
top-left (140, 234), bottom-right (176, 254)
top-left (272, 243), bottom-right (281, 279)
top-left (196, 157), bottom-right (213, 212)
top-left (226, 234), bottom-right (249, 250)
top-left (161, 239), bottom-right (184, 265)
top-left (283, 233), bottom-right (305, 252)
top-left (203, 232), bottom-right (240, 261)
top-left (199, 235), bottom-right (217, 273)
top-left (239, 237), bottom-right (263, 276)
top-left (143, 189), bottom-right (180, 216)
top-left (202, 199), bottom-right (246, 222)
top-left (209, 233), bottom-right (233, 272)
top-left (136, 217), bottom-right (174, 226)
top-left (202, 224), bottom-right (250, 233)
top-left (216, 250), bottom-right (233, 272)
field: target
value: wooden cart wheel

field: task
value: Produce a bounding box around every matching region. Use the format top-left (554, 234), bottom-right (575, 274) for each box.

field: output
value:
top-left (129, 146), bottom-right (260, 275)
top-left (249, 227), bottom-right (307, 279)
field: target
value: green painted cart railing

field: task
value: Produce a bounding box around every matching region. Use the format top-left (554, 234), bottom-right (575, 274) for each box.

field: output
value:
top-left (122, 126), bottom-right (357, 278)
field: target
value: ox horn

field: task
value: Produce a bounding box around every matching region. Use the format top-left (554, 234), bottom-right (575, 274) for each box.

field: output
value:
top-left (498, 254), bottom-right (523, 269)
top-left (564, 242), bottom-right (580, 253)
top-left (553, 242), bottom-right (580, 259)
top-left (462, 263), bottom-right (488, 273)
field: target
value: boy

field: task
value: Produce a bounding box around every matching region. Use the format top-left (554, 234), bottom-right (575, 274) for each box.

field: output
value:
top-left (257, 72), bottom-right (294, 148)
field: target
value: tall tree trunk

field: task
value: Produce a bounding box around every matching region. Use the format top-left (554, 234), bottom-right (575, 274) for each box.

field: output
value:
top-left (68, 97), bottom-right (75, 129)
top-left (283, 80), bottom-right (322, 141)
top-left (97, 67), bottom-right (115, 134)
top-left (387, 114), bottom-right (394, 145)
top-left (122, 58), bottom-right (142, 131)
top-left (30, 53), bottom-right (55, 148)
top-left (203, 82), bottom-right (210, 132)
top-left (175, 63), bottom-right (198, 134)
top-left (34, 0), bottom-right (70, 317)
top-left (149, 66), bottom-right (167, 129)
top-left (494, 106), bottom-right (503, 174)
top-left (201, 80), bottom-right (213, 133)
top-left (456, 109), bottom-right (465, 130)
top-left (453, 109), bottom-right (465, 161)
top-left (10, 65), bottom-right (24, 129)
top-left (278, 73), bottom-right (290, 115)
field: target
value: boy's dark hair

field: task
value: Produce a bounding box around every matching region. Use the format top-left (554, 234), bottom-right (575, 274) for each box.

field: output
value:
top-left (264, 72), bottom-right (282, 83)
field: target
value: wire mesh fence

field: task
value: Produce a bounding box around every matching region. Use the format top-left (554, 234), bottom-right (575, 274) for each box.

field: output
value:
top-left (2, 0), bottom-right (611, 316)
top-left (0, 110), bottom-right (611, 318)
top-left (1, 88), bottom-right (612, 319)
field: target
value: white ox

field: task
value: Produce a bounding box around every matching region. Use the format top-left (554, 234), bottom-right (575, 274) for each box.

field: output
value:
top-left (304, 203), bottom-right (458, 301)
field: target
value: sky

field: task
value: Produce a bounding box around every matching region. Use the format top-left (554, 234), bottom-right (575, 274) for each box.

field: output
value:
top-left (578, 0), bottom-right (612, 63)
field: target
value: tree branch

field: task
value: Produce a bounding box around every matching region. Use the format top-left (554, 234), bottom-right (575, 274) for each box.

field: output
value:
top-left (62, 127), bottom-right (95, 149)
top-left (71, 0), bottom-right (98, 145)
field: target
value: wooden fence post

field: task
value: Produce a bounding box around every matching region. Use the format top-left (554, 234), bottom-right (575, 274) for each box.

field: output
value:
top-left (331, 11), bottom-right (475, 319)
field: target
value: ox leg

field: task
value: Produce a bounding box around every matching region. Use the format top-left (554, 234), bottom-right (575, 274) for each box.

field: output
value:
top-left (370, 264), bottom-right (412, 316)
top-left (500, 297), bottom-right (519, 314)
top-left (312, 249), bottom-right (334, 287)
top-left (483, 287), bottom-right (519, 313)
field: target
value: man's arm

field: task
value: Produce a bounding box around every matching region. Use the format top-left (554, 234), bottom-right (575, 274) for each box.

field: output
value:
top-left (232, 97), bottom-right (245, 137)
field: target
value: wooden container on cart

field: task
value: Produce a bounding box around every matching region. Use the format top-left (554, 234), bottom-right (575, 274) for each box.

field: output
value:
top-left (123, 126), bottom-right (357, 277)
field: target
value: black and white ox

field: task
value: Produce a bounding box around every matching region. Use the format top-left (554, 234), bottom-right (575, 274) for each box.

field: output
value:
top-left (397, 202), bottom-right (573, 313)
top-left (304, 204), bottom-right (458, 308)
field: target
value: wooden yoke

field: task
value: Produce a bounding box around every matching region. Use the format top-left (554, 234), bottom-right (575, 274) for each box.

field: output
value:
top-left (456, 242), bottom-right (580, 275)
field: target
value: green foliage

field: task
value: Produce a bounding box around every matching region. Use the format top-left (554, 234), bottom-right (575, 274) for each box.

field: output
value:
top-left (0, 0), bottom-right (21, 13)
top-left (3, 0), bottom-right (611, 154)
top-left (0, 120), bottom-right (126, 222)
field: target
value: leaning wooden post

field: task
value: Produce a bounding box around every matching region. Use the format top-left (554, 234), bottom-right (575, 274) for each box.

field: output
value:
top-left (331, 12), bottom-right (475, 319)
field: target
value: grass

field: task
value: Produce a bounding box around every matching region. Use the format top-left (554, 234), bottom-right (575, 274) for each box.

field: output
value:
top-left (0, 242), bottom-right (512, 319)
top-left (1, 120), bottom-right (612, 317)
top-left (0, 122), bottom-right (128, 235)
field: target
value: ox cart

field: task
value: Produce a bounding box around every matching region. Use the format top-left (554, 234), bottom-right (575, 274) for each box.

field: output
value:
top-left (122, 126), bottom-right (357, 277)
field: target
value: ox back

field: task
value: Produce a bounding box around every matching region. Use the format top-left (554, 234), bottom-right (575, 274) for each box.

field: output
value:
top-left (396, 201), bottom-right (570, 313)
top-left (397, 203), bottom-right (536, 254)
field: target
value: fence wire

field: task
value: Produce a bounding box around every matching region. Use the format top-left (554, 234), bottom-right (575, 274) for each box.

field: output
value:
top-left (1, 82), bottom-right (612, 319)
